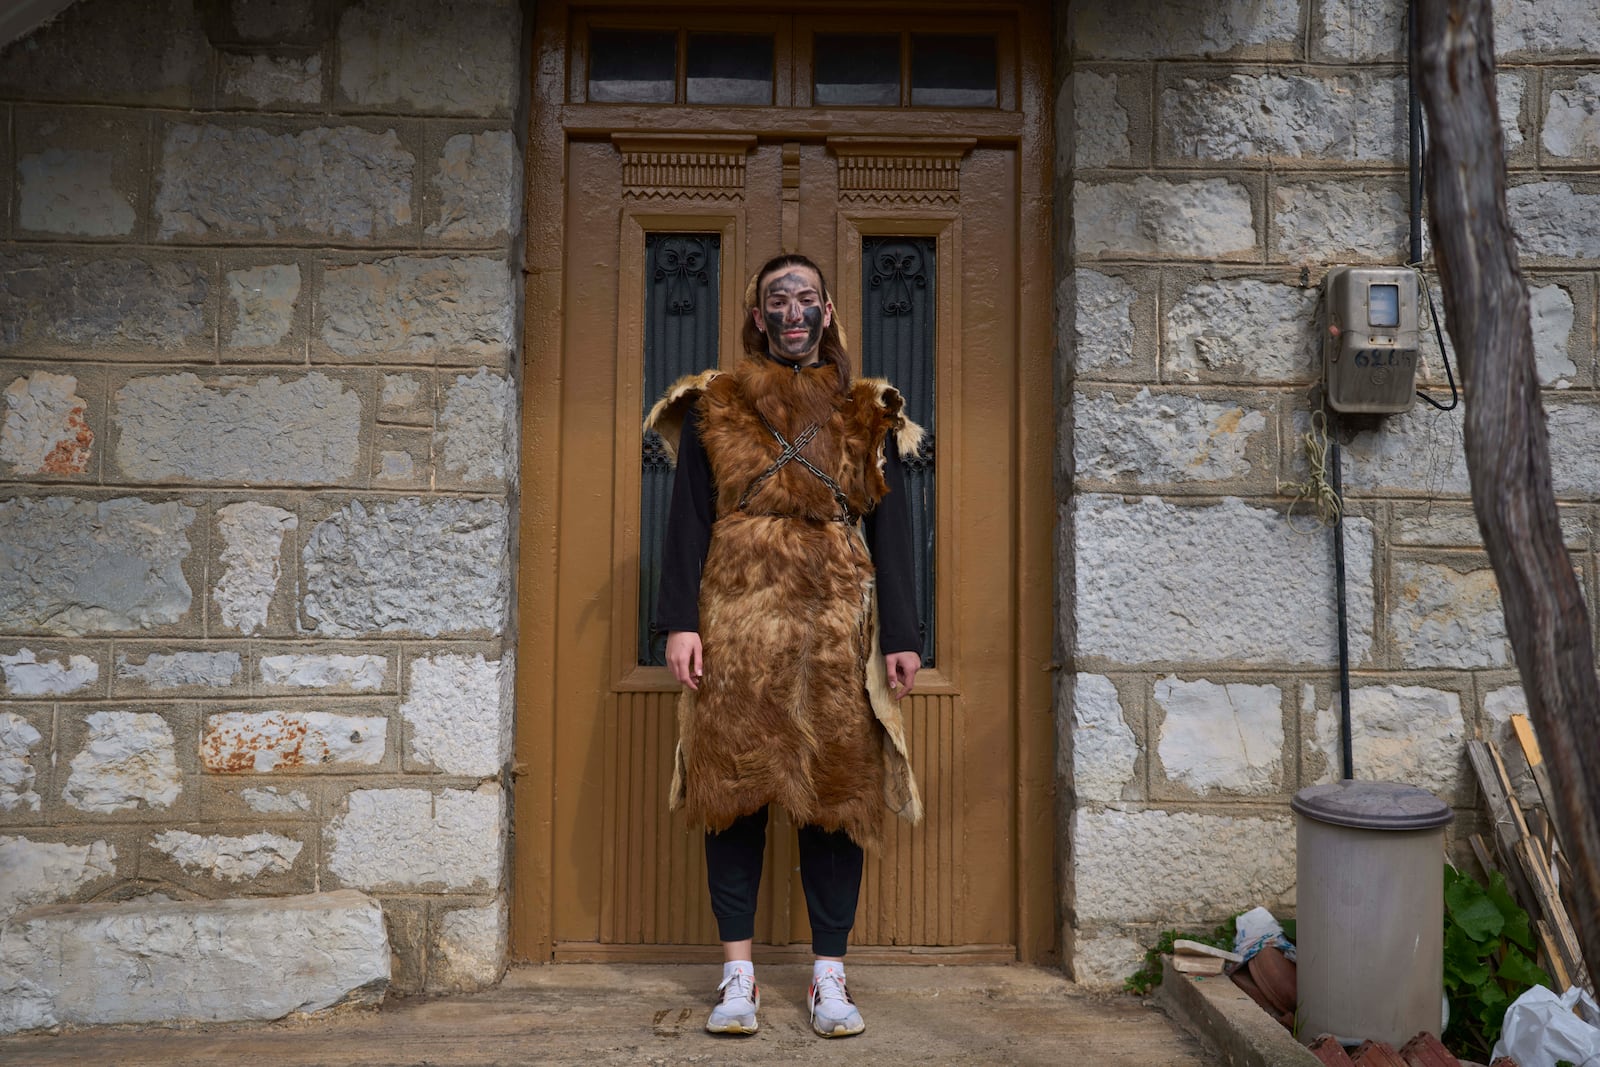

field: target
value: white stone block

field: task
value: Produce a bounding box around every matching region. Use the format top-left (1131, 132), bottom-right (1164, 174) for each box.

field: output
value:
top-left (155, 124), bottom-right (413, 242)
top-left (1155, 677), bottom-right (1283, 795)
top-left (214, 502), bottom-right (298, 634)
top-left (1318, 0), bottom-right (1405, 61)
top-left (320, 256), bottom-right (515, 362)
top-left (0, 836), bottom-right (117, 920)
top-left (225, 264), bottom-right (301, 349)
top-left (1342, 406), bottom-right (1470, 494)
top-left (1163, 73), bottom-right (1403, 163)
top-left (1543, 74), bottom-right (1600, 159)
top-left (0, 648), bottom-right (98, 696)
top-left (0, 716), bottom-right (44, 813)
top-left (18, 148), bottom-right (136, 237)
top-left (1072, 674), bottom-right (1138, 804)
top-left (1495, 0), bottom-right (1600, 55)
top-left (0, 890), bottom-right (388, 1033)
top-left (1073, 808), bottom-right (1296, 923)
top-left (325, 787), bottom-right (503, 892)
top-left (427, 131), bottom-right (519, 241)
top-left (1165, 278), bottom-right (1318, 382)
top-left (1529, 283), bottom-right (1579, 387)
top-left (116, 650), bottom-right (242, 690)
top-left (1075, 495), bottom-right (1375, 666)
top-left (259, 652), bottom-right (386, 691)
top-left (301, 497), bottom-right (509, 637)
top-left (64, 712), bottom-right (181, 814)
top-left (220, 54), bottom-right (322, 108)
top-left (440, 369), bottom-right (515, 485)
top-left (1073, 0), bottom-right (1300, 59)
top-left (1075, 72), bottom-right (1131, 168)
top-left (401, 653), bottom-right (510, 777)
top-left (0, 497), bottom-right (195, 635)
top-left (1499, 73), bottom-right (1528, 153)
top-left (1072, 930), bottom-right (1147, 989)
top-left (1390, 560), bottom-right (1509, 669)
top-left (1074, 270), bottom-right (1137, 372)
top-left (151, 830), bottom-right (303, 882)
top-left (200, 711), bottom-right (386, 772)
top-left (1274, 181), bottom-right (1408, 262)
top-left (1548, 402), bottom-right (1600, 494)
top-left (1310, 684), bottom-right (1466, 796)
top-left (240, 786), bottom-right (312, 814)
top-left (1509, 182), bottom-right (1600, 259)
top-left (1, 370), bottom-right (94, 476)
top-left (427, 897), bottom-right (507, 993)
top-left (338, 0), bottom-right (518, 115)
top-left (1075, 178), bottom-right (1256, 259)
top-left (115, 373), bottom-right (360, 485)
top-left (1074, 389), bottom-right (1267, 484)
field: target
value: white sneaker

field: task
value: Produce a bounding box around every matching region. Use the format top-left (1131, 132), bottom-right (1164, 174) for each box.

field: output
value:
top-left (705, 968), bottom-right (759, 1035)
top-left (808, 965), bottom-right (865, 1038)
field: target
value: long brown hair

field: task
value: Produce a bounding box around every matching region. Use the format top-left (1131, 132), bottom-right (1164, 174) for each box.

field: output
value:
top-left (741, 253), bottom-right (851, 394)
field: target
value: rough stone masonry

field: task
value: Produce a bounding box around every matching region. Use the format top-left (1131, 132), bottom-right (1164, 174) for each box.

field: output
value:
top-left (1059, 0), bottom-right (1600, 985)
top-left (0, 0), bottom-right (522, 1029)
top-left (3, 0), bottom-right (1600, 1034)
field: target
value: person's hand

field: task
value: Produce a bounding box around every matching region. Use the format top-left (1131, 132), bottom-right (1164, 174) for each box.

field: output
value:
top-left (884, 652), bottom-right (920, 699)
top-left (666, 631), bottom-right (703, 690)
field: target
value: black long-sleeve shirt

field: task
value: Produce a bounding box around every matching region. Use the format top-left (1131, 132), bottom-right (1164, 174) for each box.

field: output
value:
top-left (653, 404), bottom-right (923, 657)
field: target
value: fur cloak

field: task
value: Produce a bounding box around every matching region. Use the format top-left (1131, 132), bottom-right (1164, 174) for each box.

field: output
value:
top-left (645, 356), bottom-right (925, 848)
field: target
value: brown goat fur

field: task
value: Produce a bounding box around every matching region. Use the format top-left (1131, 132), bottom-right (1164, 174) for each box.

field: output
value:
top-left (648, 356), bottom-right (923, 847)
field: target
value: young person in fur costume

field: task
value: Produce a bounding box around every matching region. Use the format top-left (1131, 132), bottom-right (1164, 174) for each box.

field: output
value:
top-left (647, 253), bottom-right (925, 1039)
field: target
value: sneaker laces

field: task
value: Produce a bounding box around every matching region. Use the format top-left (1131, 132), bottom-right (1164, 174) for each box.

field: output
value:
top-left (812, 968), bottom-right (852, 1009)
top-left (718, 969), bottom-right (756, 1006)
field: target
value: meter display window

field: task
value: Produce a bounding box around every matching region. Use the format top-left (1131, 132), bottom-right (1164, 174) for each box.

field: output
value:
top-left (1368, 284), bottom-right (1400, 328)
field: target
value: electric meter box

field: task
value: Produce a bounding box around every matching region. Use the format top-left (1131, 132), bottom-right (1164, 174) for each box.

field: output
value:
top-left (1323, 266), bottom-right (1420, 414)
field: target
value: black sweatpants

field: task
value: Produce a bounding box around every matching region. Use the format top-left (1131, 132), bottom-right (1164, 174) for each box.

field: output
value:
top-left (704, 806), bottom-right (864, 958)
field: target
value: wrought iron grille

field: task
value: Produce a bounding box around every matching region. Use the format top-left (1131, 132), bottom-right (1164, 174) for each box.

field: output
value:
top-left (639, 233), bottom-right (720, 666)
top-left (861, 236), bottom-right (936, 666)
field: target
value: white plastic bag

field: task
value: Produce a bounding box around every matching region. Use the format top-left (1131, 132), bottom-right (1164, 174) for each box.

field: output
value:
top-left (1492, 985), bottom-right (1600, 1066)
top-left (1232, 905), bottom-right (1296, 964)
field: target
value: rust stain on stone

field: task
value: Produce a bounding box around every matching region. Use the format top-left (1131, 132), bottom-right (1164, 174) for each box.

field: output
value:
top-left (40, 404), bottom-right (93, 474)
top-left (201, 713), bottom-right (311, 773)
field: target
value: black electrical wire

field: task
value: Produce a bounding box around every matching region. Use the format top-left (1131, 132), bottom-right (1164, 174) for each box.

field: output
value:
top-left (1409, 3), bottom-right (1460, 413)
top-left (1330, 424), bottom-right (1354, 783)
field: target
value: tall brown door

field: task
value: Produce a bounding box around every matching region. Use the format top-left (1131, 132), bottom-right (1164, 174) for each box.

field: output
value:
top-left (516, 2), bottom-right (1055, 964)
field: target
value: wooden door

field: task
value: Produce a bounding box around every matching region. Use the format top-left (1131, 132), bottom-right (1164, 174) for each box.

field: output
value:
top-left (515, 1), bottom-right (1055, 965)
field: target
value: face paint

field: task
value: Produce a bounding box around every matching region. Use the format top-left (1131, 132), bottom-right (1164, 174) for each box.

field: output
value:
top-left (758, 269), bottom-right (828, 363)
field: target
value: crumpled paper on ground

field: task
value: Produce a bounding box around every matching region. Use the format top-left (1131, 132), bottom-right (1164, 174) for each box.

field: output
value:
top-left (1233, 905), bottom-right (1296, 964)
top-left (1492, 984), bottom-right (1600, 1066)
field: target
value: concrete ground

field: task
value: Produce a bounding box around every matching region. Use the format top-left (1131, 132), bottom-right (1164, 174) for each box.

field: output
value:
top-left (0, 964), bottom-right (1215, 1066)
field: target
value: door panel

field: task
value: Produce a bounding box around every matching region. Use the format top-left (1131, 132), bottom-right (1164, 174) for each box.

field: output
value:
top-left (547, 130), bottom-right (1023, 958)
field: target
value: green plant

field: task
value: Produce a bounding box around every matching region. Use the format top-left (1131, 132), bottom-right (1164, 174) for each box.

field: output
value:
top-left (1442, 864), bottom-right (1551, 1061)
top-left (1123, 915), bottom-right (1239, 996)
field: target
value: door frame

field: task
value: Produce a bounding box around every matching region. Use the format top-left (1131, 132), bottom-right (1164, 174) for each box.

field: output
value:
top-left (514, 0), bottom-right (1056, 964)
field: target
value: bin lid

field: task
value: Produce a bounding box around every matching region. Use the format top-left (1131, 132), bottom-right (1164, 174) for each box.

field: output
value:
top-left (1291, 780), bottom-right (1454, 830)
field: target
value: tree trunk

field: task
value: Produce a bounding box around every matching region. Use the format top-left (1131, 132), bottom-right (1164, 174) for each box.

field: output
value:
top-left (1414, 0), bottom-right (1600, 983)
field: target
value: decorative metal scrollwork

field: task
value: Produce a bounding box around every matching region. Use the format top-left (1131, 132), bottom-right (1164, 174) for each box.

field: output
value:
top-left (868, 242), bottom-right (927, 317)
top-left (651, 235), bottom-right (713, 315)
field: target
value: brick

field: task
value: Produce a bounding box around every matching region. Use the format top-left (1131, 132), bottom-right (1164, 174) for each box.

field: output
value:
top-left (1074, 71), bottom-right (1135, 168)
top-left (0, 647), bottom-right (98, 697)
top-left (147, 828), bottom-right (305, 886)
top-left (258, 651), bottom-right (388, 693)
top-left (1273, 180), bottom-right (1410, 263)
top-left (1161, 71), bottom-right (1404, 165)
top-left (62, 711), bottom-right (182, 814)
top-left (200, 710), bottom-right (387, 773)
top-left (1074, 269), bottom-right (1139, 374)
top-left (115, 649), bottom-right (243, 694)
top-left (318, 256), bottom-right (515, 364)
top-left (1, 370), bottom-right (96, 478)
top-left (0, 0), bottom-right (209, 107)
top-left (1390, 560), bottom-right (1508, 669)
top-left (1495, 0), bottom-right (1600, 57)
top-left (1314, 0), bottom-right (1404, 61)
top-left (400, 652), bottom-right (511, 776)
top-left (14, 108), bottom-right (145, 238)
top-left (1072, 674), bottom-right (1139, 804)
top-left (1163, 276), bottom-right (1318, 383)
top-left (1544, 73), bottom-right (1600, 161)
top-left (0, 713), bottom-right (47, 814)
top-left (212, 502), bottom-right (298, 636)
top-left (0, 834), bottom-right (118, 921)
top-left (324, 786), bottom-right (503, 892)
top-left (0, 252), bottom-right (211, 359)
top-left (425, 130), bottom-right (519, 243)
top-left (426, 896), bottom-right (506, 993)
top-left (223, 264), bottom-right (303, 353)
top-left (1509, 181), bottom-right (1600, 260)
top-left (1308, 683), bottom-right (1468, 798)
top-left (1072, 0), bottom-right (1300, 60)
top-left (219, 54), bottom-right (323, 110)
top-left (438, 368), bottom-right (514, 486)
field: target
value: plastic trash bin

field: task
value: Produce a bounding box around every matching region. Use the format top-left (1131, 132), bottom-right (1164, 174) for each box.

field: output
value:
top-left (1292, 780), bottom-right (1454, 1046)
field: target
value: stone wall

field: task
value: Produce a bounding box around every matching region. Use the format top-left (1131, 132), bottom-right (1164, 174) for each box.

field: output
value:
top-left (0, 0), bottom-right (524, 1013)
top-left (1060, 0), bottom-right (1600, 985)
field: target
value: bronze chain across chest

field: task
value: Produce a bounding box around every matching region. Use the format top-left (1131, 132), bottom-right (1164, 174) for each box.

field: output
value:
top-left (734, 411), bottom-right (858, 524)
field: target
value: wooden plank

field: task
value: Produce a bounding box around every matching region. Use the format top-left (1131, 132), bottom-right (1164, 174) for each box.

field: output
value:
top-left (1467, 740), bottom-right (1535, 907)
top-left (1517, 835), bottom-right (1591, 992)
top-left (1513, 712), bottom-right (1567, 856)
top-left (1536, 919), bottom-right (1572, 992)
top-left (1469, 834), bottom-right (1498, 882)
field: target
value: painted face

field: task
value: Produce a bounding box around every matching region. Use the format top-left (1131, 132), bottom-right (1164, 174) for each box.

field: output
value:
top-left (755, 268), bottom-right (831, 363)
